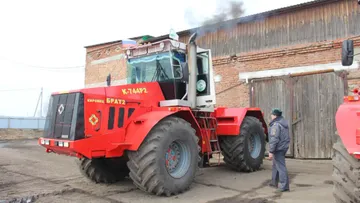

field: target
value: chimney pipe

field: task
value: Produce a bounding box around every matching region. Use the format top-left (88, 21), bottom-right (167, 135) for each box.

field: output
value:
top-left (187, 33), bottom-right (198, 108)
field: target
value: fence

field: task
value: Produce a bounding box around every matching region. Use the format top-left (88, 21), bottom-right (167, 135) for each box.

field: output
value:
top-left (0, 116), bottom-right (46, 130)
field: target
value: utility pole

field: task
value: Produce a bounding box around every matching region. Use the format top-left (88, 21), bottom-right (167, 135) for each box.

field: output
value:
top-left (40, 87), bottom-right (43, 117)
top-left (33, 88), bottom-right (42, 117)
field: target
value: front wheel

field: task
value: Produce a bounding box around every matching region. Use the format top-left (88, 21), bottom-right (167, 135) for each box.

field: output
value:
top-left (219, 116), bottom-right (266, 172)
top-left (126, 116), bottom-right (200, 196)
top-left (77, 157), bottom-right (129, 184)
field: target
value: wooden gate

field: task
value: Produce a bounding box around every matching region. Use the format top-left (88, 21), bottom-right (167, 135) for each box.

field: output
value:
top-left (292, 72), bottom-right (345, 159)
top-left (249, 78), bottom-right (293, 157)
top-left (250, 71), bottom-right (347, 159)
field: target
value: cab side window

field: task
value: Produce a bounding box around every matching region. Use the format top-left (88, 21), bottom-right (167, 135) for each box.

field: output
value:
top-left (196, 52), bottom-right (210, 96)
top-left (172, 51), bottom-right (186, 79)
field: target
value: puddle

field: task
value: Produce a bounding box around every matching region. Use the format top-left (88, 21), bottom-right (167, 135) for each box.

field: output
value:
top-left (323, 180), bottom-right (333, 185)
top-left (295, 183), bottom-right (313, 187)
top-left (209, 197), bottom-right (275, 203)
top-left (0, 142), bottom-right (8, 148)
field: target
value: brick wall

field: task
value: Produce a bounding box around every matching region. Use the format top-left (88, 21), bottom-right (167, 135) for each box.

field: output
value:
top-left (212, 37), bottom-right (360, 108)
top-left (84, 37), bottom-right (360, 107)
top-left (348, 47), bottom-right (360, 91)
top-left (85, 42), bottom-right (127, 87)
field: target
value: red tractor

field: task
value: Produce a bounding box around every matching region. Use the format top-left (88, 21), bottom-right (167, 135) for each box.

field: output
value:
top-left (333, 39), bottom-right (360, 202)
top-left (38, 33), bottom-right (268, 196)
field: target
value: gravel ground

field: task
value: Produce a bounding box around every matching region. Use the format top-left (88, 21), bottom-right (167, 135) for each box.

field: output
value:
top-left (0, 139), bottom-right (335, 203)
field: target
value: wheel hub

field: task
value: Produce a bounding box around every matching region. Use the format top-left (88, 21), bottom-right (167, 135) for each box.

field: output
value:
top-left (165, 142), bottom-right (181, 172)
top-left (248, 133), bottom-right (262, 159)
top-left (165, 140), bottom-right (191, 178)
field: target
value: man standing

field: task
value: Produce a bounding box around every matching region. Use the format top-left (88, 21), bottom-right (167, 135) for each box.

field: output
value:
top-left (268, 108), bottom-right (290, 192)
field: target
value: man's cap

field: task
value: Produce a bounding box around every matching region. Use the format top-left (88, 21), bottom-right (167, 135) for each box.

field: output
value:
top-left (271, 108), bottom-right (282, 116)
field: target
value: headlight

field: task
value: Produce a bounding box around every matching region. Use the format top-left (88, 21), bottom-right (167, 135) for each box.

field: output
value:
top-left (45, 140), bottom-right (50, 145)
top-left (40, 139), bottom-right (45, 145)
top-left (58, 141), bottom-right (64, 147)
top-left (196, 79), bottom-right (207, 92)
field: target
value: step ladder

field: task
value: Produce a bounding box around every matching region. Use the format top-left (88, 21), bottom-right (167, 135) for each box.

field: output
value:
top-left (195, 112), bottom-right (222, 166)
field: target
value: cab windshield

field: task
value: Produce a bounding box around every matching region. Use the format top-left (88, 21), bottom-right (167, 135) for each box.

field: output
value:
top-left (126, 51), bottom-right (186, 84)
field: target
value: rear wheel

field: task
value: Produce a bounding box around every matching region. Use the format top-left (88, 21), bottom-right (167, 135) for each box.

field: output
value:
top-left (332, 136), bottom-right (360, 203)
top-left (77, 157), bottom-right (129, 184)
top-left (126, 116), bottom-right (200, 196)
top-left (219, 116), bottom-right (266, 172)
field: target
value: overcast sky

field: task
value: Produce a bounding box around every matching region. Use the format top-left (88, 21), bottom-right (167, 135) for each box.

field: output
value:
top-left (0, 0), bottom-right (310, 117)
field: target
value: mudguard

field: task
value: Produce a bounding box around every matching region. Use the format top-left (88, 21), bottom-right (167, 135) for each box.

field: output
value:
top-left (215, 107), bottom-right (268, 139)
top-left (125, 110), bottom-right (178, 151)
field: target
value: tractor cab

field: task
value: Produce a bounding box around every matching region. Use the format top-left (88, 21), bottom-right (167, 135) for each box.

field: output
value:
top-left (124, 35), bottom-right (216, 111)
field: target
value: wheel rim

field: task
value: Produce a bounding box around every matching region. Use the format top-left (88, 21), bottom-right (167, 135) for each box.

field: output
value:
top-left (247, 133), bottom-right (262, 159)
top-left (165, 140), bottom-right (191, 178)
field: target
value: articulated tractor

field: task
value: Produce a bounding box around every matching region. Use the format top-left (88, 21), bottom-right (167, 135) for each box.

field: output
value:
top-left (38, 33), bottom-right (268, 196)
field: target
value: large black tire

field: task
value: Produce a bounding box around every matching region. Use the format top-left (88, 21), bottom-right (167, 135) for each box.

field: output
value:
top-left (126, 116), bottom-right (200, 196)
top-left (332, 136), bottom-right (360, 203)
top-left (77, 157), bottom-right (129, 184)
top-left (219, 116), bottom-right (266, 172)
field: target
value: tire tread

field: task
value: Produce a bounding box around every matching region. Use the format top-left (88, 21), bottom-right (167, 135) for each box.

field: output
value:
top-left (126, 116), bottom-right (200, 196)
top-left (77, 157), bottom-right (128, 184)
top-left (219, 116), bottom-right (265, 172)
top-left (332, 138), bottom-right (360, 203)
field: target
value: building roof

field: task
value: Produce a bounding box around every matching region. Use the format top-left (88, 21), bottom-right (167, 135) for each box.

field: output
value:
top-left (84, 35), bottom-right (146, 48)
top-left (84, 0), bottom-right (340, 49)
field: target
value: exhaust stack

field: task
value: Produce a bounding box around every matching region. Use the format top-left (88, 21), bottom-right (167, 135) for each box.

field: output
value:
top-left (187, 33), bottom-right (198, 109)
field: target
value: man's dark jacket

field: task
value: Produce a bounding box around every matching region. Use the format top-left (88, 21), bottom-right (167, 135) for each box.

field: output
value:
top-left (269, 116), bottom-right (290, 153)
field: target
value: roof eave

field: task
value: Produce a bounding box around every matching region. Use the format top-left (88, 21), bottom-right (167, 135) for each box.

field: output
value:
top-left (84, 0), bottom-right (341, 48)
top-left (84, 35), bottom-right (146, 49)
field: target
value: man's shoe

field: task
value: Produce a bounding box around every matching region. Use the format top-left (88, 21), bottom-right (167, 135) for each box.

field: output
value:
top-left (268, 183), bottom-right (277, 188)
top-left (275, 188), bottom-right (289, 193)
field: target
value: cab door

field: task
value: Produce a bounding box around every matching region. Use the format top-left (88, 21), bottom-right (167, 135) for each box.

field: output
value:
top-left (195, 49), bottom-right (216, 108)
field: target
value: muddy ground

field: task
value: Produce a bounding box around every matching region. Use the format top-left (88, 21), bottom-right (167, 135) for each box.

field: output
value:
top-left (0, 139), bottom-right (335, 203)
top-left (0, 129), bottom-right (43, 140)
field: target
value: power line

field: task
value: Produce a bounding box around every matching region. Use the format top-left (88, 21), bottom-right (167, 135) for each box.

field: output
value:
top-left (0, 87), bottom-right (42, 92)
top-left (0, 56), bottom-right (85, 70)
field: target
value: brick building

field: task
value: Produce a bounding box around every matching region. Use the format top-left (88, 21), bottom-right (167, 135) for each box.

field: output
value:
top-left (84, 0), bottom-right (360, 159)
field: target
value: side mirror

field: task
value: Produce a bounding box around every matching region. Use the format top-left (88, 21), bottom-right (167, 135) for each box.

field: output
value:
top-left (342, 39), bottom-right (354, 66)
top-left (106, 73), bottom-right (111, 86)
top-left (180, 62), bottom-right (189, 83)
